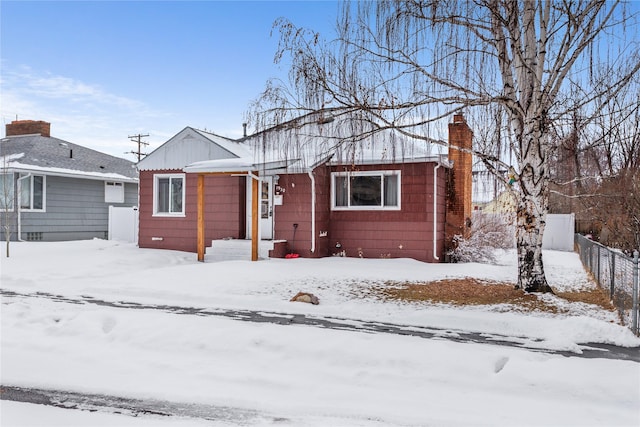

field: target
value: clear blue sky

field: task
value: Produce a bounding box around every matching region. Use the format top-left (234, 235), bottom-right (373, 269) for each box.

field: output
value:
top-left (1, 0), bottom-right (339, 158)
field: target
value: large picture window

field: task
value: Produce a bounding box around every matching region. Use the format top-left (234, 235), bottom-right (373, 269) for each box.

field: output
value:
top-left (332, 171), bottom-right (400, 210)
top-left (20, 174), bottom-right (45, 211)
top-left (153, 174), bottom-right (185, 216)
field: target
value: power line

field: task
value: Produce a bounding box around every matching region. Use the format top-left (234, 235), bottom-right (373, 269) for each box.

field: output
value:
top-left (127, 134), bottom-right (149, 162)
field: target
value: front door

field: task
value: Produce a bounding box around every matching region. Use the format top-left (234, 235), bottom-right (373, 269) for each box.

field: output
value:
top-left (260, 177), bottom-right (273, 239)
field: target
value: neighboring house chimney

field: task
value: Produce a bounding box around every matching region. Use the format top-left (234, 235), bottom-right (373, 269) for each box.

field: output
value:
top-left (6, 120), bottom-right (51, 137)
top-left (446, 114), bottom-right (473, 245)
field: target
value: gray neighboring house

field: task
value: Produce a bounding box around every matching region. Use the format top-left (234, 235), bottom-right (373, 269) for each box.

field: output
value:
top-left (0, 120), bottom-right (138, 242)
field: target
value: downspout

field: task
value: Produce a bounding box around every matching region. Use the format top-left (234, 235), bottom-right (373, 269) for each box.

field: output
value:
top-left (307, 170), bottom-right (316, 253)
top-left (16, 173), bottom-right (31, 242)
top-left (433, 163), bottom-right (441, 261)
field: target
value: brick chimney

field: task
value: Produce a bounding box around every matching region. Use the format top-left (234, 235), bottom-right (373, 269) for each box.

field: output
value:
top-left (446, 114), bottom-right (473, 244)
top-left (6, 120), bottom-right (51, 137)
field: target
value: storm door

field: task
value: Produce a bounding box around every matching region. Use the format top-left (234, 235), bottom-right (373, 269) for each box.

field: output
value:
top-left (260, 176), bottom-right (273, 239)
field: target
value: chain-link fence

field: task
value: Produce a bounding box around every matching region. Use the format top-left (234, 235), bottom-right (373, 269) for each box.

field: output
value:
top-left (574, 234), bottom-right (639, 335)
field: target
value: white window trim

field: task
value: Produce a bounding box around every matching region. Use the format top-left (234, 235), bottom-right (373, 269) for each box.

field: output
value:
top-left (153, 173), bottom-right (186, 217)
top-left (331, 170), bottom-right (401, 211)
top-left (19, 174), bottom-right (46, 212)
top-left (105, 181), bottom-right (125, 203)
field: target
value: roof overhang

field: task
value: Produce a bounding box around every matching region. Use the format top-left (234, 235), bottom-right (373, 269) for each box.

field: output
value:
top-left (328, 155), bottom-right (452, 167)
top-left (3, 164), bottom-right (138, 183)
top-left (183, 157), bottom-right (299, 175)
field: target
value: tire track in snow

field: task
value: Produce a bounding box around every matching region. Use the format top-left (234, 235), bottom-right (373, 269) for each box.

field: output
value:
top-left (2, 288), bottom-right (638, 362)
top-left (0, 385), bottom-right (287, 425)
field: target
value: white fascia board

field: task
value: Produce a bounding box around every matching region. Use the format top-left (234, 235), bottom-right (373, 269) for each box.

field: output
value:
top-left (5, 163), bottom-right (138, 183)
top-left (184, 157), bottom-right (256, 173)
top-left (328, 155), bottom-right (451, 167)
top-left (184, 158), bottom-right (299, 174)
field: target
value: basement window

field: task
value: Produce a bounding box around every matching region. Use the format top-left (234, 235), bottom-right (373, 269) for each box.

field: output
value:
top-left (331, 171), bottom-right (401, 210)
top-left (153, 173), bottom-right (185, 216)
top-left (26, 232), bottom-right (43, 241)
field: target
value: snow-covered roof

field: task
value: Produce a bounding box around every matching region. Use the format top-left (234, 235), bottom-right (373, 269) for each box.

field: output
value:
top-left (137, 127), bottom-right (251, 171)
top-left (192, 129), bottom-right (251, 158)
top-left (152, 113), bottom-right (446, 175)
top-left (0, 135), bottom-right (138, 182)
top-left (240, 112), bottom-right (444, 173)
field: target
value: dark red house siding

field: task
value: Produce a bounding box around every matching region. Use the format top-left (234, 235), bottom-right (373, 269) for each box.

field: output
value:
top-left (271, 162), bottom-right (447, 262)
top-left (272, 167), bottom-right (332, 258)
top-left (138, 169), bottom-right (245, 252)
top-left (327, 162), bottom-right (446, 262)
top-left (313, 166), bottom-right (333, 257)
top-left (139, 162), bottom-right (448, 262)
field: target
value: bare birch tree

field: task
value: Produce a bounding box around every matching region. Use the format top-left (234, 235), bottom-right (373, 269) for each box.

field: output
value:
top-left (251, 0), bottom-right (640, 292)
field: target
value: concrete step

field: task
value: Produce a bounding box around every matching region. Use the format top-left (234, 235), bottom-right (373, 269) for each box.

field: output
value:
top-left (206, 239), bottom-right (276, 261)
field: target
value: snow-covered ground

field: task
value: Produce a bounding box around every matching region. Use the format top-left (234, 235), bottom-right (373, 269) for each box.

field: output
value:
top-left (1, 239), bottom-right (639, 426)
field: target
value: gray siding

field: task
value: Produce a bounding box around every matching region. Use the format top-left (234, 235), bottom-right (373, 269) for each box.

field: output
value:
top-left (1, 175), bottom-right (137, 242)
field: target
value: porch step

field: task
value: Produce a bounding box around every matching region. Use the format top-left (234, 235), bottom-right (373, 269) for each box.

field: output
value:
top-left (205, 239), bottom-right (276, 261)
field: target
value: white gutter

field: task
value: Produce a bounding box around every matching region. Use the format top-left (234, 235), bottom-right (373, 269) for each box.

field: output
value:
top-left (307, 170), bottom-right (316, 253)
top-left (433, 163), bottom-right (441, 261)
top-left (16, 173), bottom-right (31, 242)
top-left (6, 165), bottom-right (137, 183)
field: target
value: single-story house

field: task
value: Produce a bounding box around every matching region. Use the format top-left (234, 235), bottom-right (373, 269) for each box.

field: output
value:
top-left (137, 113), bottom-right (472, 262)
top-left (0, 120), bottom-right (138, 241)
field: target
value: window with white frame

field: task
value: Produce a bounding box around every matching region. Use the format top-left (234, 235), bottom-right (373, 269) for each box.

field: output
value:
top-left (153, 173), bottom-right (185, 216)
top-left (332, 170), bottom-right (401, 210)
top-left (20, 174), bottom-right (45, 211)
top-left (0, 173), bottom-right (15, 211)
top-left (105, 181), bottom-right (125, 203)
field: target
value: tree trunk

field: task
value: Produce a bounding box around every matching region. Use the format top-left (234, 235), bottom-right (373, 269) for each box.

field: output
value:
top-left (515, 197), bottom-right (552, 292)
top-left (513, 115), bottom-right (554, 293)
top-left (4, 227), bottom-right (9, 258)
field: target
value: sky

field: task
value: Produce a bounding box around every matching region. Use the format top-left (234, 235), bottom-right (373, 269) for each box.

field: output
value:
top-left (1, 239), bottom-right (639, 425)
top-left (0, 0), bottom-right (340, 159)
top-left (2, 1), bottom-right (639, 165)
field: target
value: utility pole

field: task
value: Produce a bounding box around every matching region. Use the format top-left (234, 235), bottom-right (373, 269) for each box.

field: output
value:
top-left (127, 134), bottom-right (149, 161)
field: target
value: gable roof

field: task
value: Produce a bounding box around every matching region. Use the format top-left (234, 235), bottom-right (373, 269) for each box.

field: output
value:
top-left (137, 127), bottom-right (251, 171)
top-left (153, 112), bottom-right (449, 175)
top-left (240, 111), bottom-right (444, 173)
top-left (1, 134), bottom-right (137, 182)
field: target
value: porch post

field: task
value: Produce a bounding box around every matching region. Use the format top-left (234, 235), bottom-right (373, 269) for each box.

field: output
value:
top-left (251, 172), bottom-right (259, 261)
top-left (197, 174), bottom-right (205, 262)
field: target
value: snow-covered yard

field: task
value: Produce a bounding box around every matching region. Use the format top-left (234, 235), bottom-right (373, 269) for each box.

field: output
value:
top-left (1, 239), bottom-right (639, 426)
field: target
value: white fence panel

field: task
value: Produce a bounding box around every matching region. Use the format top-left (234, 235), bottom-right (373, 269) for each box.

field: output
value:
top-left (108, 206), bottom-right (139, 244)
top-left (543, 213), bottom-right (575, 251)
